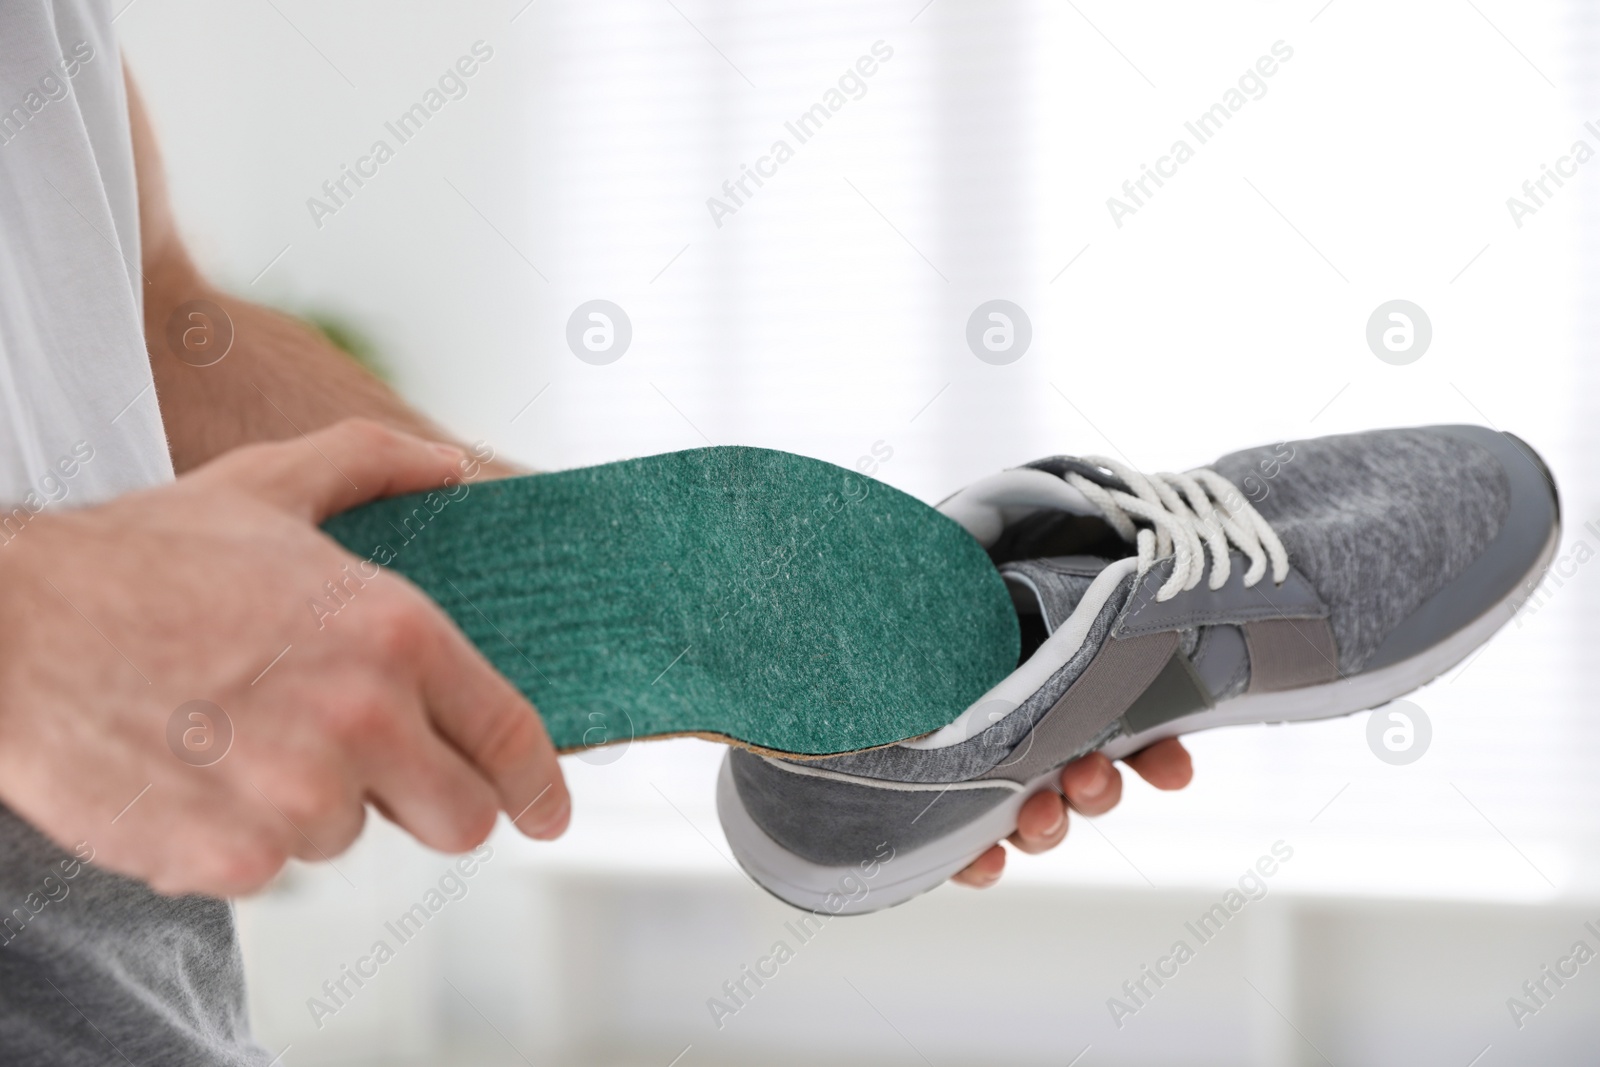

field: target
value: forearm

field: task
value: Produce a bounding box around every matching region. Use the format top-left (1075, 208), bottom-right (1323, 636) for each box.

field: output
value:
top-left (142, 257), bottom-right (455, 470)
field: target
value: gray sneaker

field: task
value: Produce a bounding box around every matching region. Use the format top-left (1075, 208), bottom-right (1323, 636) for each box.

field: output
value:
top-left (717, 425), bottom-right (1560, 914)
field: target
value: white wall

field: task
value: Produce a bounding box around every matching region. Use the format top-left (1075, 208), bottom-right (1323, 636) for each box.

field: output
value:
top-left (238, 821), bottom-right (1600, 1067)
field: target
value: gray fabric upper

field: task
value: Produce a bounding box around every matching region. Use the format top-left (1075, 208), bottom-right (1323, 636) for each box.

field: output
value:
top-left (1190, 623), bottom-right (1248, 701)
top-left (1115, 551), bottom-right (1327, 637)
top-left (1000, 557), bottom-right (1101, 632)
top-left (736, 426), bottom-right (1552, 871)
top-left (1212, 428), bottom-right (1511, 675)
top-left (1361, 427), bottom-right (1558, 670)
top-left (798, 572), bottom-right (1134, 784)
top-left (795, 426), bottom-right (1524, 783)
top-left (980, 630), bottom-right (1179, 783)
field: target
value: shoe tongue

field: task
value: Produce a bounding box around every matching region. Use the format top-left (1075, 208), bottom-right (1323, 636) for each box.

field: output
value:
top-left (998, 555), bottom-right (1115, 635)
top-left (1024, 455), bottom-right (1130, 493)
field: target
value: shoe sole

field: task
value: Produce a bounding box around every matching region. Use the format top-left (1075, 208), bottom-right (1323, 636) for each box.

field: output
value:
top-left (323, 446), bottom-right (1018, 756)
top-left (718, 520), bottom-right (1559, 914)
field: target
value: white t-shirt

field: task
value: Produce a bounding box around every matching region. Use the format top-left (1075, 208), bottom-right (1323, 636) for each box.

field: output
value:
top-left (0, 0), bottom-right (172, 521)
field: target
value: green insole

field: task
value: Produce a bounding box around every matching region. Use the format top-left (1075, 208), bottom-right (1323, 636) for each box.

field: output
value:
top-left (321, 446), bottom-right (1019, 756)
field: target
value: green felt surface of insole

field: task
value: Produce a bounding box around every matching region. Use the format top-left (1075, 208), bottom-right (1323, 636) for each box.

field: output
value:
top-left (321, 446), bottom-right (1019, 756)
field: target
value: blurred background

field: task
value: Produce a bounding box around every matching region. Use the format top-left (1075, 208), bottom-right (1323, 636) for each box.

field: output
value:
top-left (121, 0), bottom-right (1599, 1063)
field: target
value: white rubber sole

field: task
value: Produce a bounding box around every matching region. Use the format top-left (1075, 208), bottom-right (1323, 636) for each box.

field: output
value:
top-left (718, 524), bottom-right (1558, 915)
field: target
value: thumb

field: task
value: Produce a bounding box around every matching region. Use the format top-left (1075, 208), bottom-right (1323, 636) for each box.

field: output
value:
top-left (215, 418), bottom-right (473, 522)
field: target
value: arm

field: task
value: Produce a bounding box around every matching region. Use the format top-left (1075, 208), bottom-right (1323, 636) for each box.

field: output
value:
top-left (0, 422), bottom-right (570, 896)
top-left (0, 71), bottom-right (568, 898)
top-left (125, 70), bottom-right (518, 476)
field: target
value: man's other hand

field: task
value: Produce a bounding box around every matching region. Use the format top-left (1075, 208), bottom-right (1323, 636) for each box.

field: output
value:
top-left (950, 739), bottom-right (1193, 888)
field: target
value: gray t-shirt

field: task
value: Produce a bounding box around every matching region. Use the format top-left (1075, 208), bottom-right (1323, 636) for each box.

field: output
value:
top-left (1, 2), bottom-right (266, 1063)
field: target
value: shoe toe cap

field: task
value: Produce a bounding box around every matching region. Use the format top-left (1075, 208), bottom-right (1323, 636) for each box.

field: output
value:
top-left (1361, 425), bottom-right (1559, 671)
top-left (1214, 425), bottom-right (1559, 674)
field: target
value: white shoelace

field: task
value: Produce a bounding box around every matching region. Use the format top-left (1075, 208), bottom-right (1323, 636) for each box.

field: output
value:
top-left (1064, 457), bottom-right (1289, 602)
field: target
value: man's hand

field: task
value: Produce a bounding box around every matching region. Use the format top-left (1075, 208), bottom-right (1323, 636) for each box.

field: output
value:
top-left (951, 738), bottom-right (1192, 888)
top-left (0, 419), bottom-right (569, 897)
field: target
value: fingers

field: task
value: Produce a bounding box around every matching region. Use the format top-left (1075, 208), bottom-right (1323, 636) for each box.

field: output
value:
top-left (250, 593), bottom-right (566, 869)
top-left (145, 825), bottom-right (292, 899)
top-left (190, 594), bottom-right (555, 887)
top-left (340, 682), bottom-right (503, 854)
top-left (217, 418), bottom-right (469, 522)
top-left (1124, 737), bottom-right (1193, 790)
top-left (412, 609), bottom-right (570, 841)
top-left (1008, 789), bottom-right (1068, 854)
top-left (959, 743), bottom-right (1195, 891)
top-left (247, 757), bottom-right (368, 864)
top-left (1060, 752), bottom-right (1123, 815)
top-left (951, 844), bottom-right (1006, 888)
top-left (96, 796), bottom-right (275, 898)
